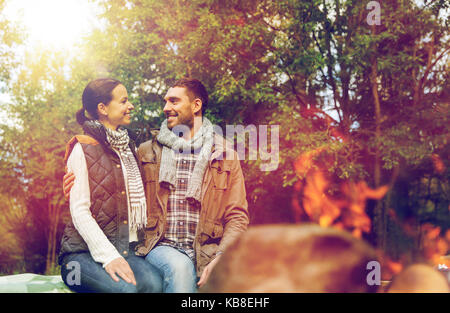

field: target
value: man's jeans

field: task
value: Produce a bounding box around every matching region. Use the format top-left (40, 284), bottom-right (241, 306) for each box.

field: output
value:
top-left (145, 245), bottom-right (197, 293)
top-left (60, 249), bottom-right (163, 293)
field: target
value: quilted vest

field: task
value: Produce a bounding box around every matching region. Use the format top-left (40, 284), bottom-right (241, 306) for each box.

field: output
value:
top-left (58, 122), bottom-right (141, 265)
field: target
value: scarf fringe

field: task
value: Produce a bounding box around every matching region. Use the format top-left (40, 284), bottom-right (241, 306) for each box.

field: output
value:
top-left (129, 198), bottom-right (148, 231)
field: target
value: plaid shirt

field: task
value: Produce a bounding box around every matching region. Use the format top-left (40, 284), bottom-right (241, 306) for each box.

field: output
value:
top-left (159, 151), bottom-right (200, 260)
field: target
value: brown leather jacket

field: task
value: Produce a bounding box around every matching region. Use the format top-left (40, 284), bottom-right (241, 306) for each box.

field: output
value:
top-left (135, 130), bottom-right (249, 277)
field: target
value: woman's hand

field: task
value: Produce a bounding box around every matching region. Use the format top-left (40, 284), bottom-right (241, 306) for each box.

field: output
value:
top-left (63, 171), bottom-right (75, 199)
top-left (105, 257), bottom-right (137, 285)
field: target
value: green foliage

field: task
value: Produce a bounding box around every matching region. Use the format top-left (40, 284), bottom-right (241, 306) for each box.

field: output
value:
top-left (0, 0), bottom-right (23, 84)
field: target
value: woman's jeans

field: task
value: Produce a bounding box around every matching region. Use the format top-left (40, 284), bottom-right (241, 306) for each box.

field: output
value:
top-left (60, 247), bottom-right (163, 293)
top-left (145, 245), bottom-right (198, 293)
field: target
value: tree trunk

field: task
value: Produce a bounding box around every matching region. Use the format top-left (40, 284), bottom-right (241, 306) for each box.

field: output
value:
top-left (45, 201), bottom-right (53, 274)
top-left (45, 200), bottom-right (59, 274)
top-left (369, 23), bottom-right (385, 251)
top-left (51, 203), bottom-right (60, 271)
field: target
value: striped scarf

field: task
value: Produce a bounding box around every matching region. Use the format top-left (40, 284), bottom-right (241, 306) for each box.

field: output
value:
top-left (100, 122), bottom-right (147, 231)
top-left (157, 117), bottom-right (214, 204)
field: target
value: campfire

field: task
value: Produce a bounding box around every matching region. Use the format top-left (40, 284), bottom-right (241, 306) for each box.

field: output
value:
top-left (292, 148), bottom-right (450, 282)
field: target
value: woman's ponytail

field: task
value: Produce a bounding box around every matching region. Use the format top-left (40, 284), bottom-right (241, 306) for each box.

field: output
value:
top-left (75, 107), bottom-right (88, 126)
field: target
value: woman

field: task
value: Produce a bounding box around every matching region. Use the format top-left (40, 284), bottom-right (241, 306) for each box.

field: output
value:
top-left (58, 78), bottom-right (162, 293)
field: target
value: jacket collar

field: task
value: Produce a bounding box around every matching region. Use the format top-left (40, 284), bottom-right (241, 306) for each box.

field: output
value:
top-left (82, 120), bottom-right (137, 146)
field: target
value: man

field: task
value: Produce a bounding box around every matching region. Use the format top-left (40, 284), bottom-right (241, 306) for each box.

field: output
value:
top-left (64, 78), bottom-right (249, 292)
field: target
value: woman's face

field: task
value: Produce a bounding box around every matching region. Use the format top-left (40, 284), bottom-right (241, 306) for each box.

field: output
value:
top-left (99, 84), bottom-right (134, 129)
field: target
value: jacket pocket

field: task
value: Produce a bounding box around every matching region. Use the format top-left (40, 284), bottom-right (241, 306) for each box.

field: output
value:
top-left (140, 215), bottom-right (161, 254)
top-left (211, 162), bottom-right (231, 190)
top-left (142, 162), bottom-right (158, 182)
top-left (200, 243), bottom-right (218, 261)
top-left (200, 220), bottom-right (224, 245)
top-left (145, 215), bottom-right (159, 231)
top-left (96, 210), bottom-right (116, 231)
top-left (90, 200), bottom-right (116, 228)
top-left (90, 199), bottom-right (102, 219)
top-left (142, 162), bottom-right (160, 215)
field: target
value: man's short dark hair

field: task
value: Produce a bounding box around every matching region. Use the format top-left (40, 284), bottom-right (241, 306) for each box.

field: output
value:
top-left (171, 77), bottom-right (208, 114)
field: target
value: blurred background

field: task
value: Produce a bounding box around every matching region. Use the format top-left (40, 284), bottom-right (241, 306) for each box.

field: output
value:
top-left (0, 0), bottom-right (448, 280)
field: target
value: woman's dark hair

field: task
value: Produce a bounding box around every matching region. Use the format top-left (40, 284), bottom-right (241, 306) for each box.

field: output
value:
top-left (76, 78), bottom-right (123, 125)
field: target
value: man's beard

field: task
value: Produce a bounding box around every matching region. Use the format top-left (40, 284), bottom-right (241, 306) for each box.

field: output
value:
top-left (167, 114), bottom-right (194, 130)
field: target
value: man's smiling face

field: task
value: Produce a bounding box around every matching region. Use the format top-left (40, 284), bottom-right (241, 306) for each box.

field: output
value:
top-left (163, 86), bottom-right (196, 130)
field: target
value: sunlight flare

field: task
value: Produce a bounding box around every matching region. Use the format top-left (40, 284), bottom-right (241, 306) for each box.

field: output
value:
top-left (4, 0), bottom-right (100, 50)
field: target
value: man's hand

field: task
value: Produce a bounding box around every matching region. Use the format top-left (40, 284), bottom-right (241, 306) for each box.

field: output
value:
top-left (63, 171), bottom-right (75, 199)
top-left (105, 257), bottom-right (137, 286)
top-left (197, 254), bottom-right (222, 288)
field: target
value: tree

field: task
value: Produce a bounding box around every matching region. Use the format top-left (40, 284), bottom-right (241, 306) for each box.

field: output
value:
top-left (0, 48), bottom-right (96, 273)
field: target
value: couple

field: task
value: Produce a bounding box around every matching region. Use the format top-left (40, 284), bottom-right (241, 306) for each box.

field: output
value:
top-left (59, 77), bottom-right (249, 293)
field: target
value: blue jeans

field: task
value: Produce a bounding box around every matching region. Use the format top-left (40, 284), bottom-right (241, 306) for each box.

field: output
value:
top-left (145, 245), bottom-right (197, 293)
top-left (61, 249), bottom-right (163, 293)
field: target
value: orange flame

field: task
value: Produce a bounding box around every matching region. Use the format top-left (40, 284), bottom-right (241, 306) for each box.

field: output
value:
top-left (293, 149), bottom-right (388, 238)
top-left (293, 147), bottom-right (325, 177)
top-left (373, 248), bottom-right (406, 281)
top-left (384, 211), bottom-right (450, 267)
top-left (293, 148), bottom-right (450, 275)
top-left (421, 223), bottom-right (450, 267)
